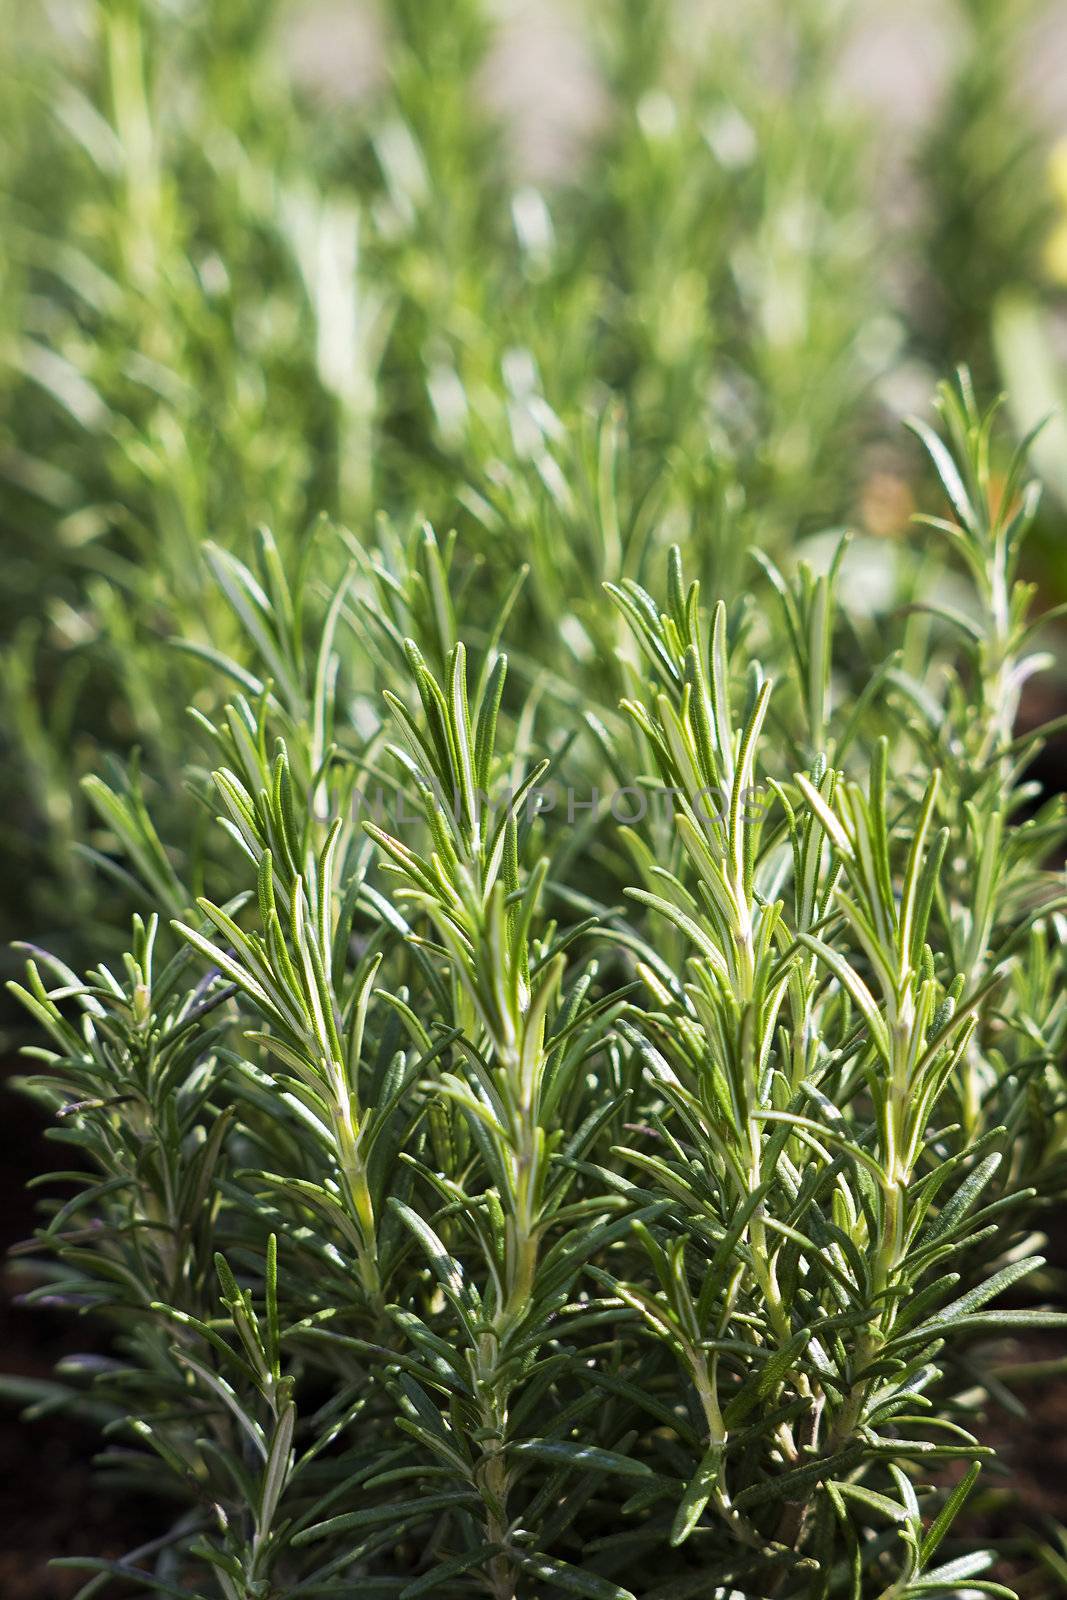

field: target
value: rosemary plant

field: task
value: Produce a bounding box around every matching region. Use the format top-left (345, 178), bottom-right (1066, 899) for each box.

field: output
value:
top-left (8, 377), bottom-right (1067, 1598)
top-left (8, 0), bottom-right (1059, 961)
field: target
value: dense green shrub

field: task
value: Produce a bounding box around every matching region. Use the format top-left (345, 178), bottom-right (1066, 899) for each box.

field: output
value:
top-left (5, 4), bottom-right (1067, 1597)
top-left (8, 377), bottom-right (1067, 1597)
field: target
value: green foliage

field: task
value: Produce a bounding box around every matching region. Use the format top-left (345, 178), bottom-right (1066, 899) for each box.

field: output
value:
top-left (8, 379), bottom-right (1067, 1597)
top-left (9, 0), bottom-right (1060, 958)
top-left (4, 4), bottom-right (1067, 1598)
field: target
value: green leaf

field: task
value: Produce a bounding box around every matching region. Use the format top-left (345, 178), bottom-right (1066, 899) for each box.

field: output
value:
top-left (669, 1443), bottom-right (722, 1546)
top-left (905, 415), bottom-right (978, 533)
top-left (514, 1551), bottom-right (636, 1599)
top-left (920, 1461), bottom-right (982, 1567)
top-left (830, 1479), bottom-right (909, 1523)
top-left (400, 1547), bottom-right (501, 1597)
top-left (293, 1491), bottom-right (479, 1545)
top-left (511, 1439), bottom-right (655, 1480)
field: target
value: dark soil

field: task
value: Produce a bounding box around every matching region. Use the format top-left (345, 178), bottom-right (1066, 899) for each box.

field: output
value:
top-left (0, 1070), bottom-right (162, 1599)
top-left (941, 1325), bottom-right (1067, 1600)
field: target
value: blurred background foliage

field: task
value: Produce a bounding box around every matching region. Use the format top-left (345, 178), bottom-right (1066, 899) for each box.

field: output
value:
top-left (1, 0), bottom-right (1066, 971)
